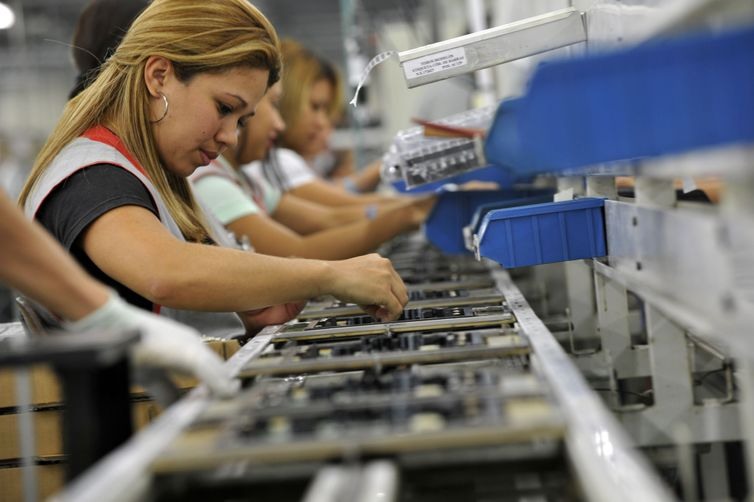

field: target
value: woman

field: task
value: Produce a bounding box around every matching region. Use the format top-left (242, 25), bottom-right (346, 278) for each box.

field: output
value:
top-left (191, 81), bottom-right (435, 259)
top-left (19, 0), bottom-right (407, 333)
top-left (263, 39), bottom-right (386, 203)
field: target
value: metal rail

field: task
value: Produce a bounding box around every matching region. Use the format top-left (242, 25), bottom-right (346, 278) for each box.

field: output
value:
top-left (492, 269), bottom-right (677, 502)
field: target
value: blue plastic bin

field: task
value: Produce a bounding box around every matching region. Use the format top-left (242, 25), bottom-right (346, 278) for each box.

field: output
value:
top-left (468, 194), bottom-right (555, 237)
top-left (476, 198), bottom-right (606, 268)
top-left (423, 189), bottom-right (552, 255)
top-left (464, 194), bottom-right (555, 252)
top-left (484, 25), bottom-right (754, 175)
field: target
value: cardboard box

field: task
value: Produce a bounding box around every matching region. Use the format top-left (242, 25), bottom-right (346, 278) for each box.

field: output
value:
top-left (0, 366), bottom-right (61, 410)
top-left (132, 400), bottom-right (162, 431)
top-left (223, 339), bottom-right (242, 360)
top-left (0, 411), bottom-right (62, 461)
top-left (0, 463), bottom-right (64, 501)
top-left (0, 338), bottom-right (228, 408)
top-left (0, 401), bottom-right (162, 462)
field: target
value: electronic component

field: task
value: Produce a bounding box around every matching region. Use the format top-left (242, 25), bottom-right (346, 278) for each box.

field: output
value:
top-left (240, 327), bottom-right (528, 377)
top-left (152, 361), bottom-right (563, 472)
top-left (276, 305), bottom-right (514, 342)
top-left (297, 287), bottom-right (504, 320)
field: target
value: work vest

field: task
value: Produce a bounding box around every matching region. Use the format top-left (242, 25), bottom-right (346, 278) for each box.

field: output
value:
top-left (24, 126), bottom-right (244, 337)
top-left (191, 156), bottom-right (271, 214)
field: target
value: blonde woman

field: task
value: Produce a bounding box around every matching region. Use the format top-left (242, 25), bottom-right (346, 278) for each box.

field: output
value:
top-left (265, 39), bottom-right (386, 201)
top-left (19, 0), bottom-right (407, 333)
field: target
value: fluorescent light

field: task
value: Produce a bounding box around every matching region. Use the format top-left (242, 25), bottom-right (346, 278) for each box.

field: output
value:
top-left (0, 2), bottom-right (15, 30)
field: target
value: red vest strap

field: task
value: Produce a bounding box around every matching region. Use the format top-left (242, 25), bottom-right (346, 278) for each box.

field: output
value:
top-left (83, 126), bottom-right (150, 178)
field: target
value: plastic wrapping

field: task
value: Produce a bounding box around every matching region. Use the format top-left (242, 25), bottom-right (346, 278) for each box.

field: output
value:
top-left (382, 104), bottom-right (498, 188)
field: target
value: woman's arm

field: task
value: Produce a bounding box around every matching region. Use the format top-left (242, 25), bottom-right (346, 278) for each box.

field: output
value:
top-left (0, 191), bottom-right (108, 320)
top-left (228, 195), bottom-right (434, 260)
top-left (272, 194), bottom-right (364, 234)
top-left (273, 193), bottom-right (412, 235)
top-left (80, 205), bottom-right (407, 319)
top-left (289, 178), bottom-right (394, 206)
top-left (332, 159), bottom-right (383, 193)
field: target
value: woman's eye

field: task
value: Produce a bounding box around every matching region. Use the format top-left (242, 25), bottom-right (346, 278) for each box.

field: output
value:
top-left (237, 112), bottom-right (254, 129)
top-left (218, 103), bottom-right (233, 116)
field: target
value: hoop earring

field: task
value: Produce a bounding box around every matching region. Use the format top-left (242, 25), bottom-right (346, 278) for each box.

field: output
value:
top-left (151, 93), bottom-right (169, 123)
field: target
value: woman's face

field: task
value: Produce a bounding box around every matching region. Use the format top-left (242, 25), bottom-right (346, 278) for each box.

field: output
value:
top-left (150, 64), bottom-right (269, 177)
top-left (284, 77), bottom-right (333, 160)
top-left (235, 82), bottom-right (285, 165)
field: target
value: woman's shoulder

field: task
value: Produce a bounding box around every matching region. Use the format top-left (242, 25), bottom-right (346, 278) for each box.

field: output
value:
top-left (276, 148), bottom-right (309, 168)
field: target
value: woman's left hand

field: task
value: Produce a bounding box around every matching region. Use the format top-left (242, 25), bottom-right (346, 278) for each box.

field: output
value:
top-left (239, 302), bottom-right (306, 334)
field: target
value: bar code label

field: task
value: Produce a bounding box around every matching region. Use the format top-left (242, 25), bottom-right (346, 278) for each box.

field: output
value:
top-left (402, 47), bottom-right (467, 79)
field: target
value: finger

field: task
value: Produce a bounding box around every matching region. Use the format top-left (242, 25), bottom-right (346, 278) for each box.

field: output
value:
top-left (387, 264), bottom-right (408, 305)
top-left (378, 287), bottom-right (403, 321)
top-left (360, 304), bottom-right (380, 319)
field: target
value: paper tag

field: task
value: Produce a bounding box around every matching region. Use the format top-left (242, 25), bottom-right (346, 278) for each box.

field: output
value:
top-left (402, 47), bottom-right (468, 79)
top-left (349, 50), bottom-right (397, 107)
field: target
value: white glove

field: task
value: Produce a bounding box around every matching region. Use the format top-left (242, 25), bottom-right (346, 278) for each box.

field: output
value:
top-left (64, 292), bottom-right (239, 398)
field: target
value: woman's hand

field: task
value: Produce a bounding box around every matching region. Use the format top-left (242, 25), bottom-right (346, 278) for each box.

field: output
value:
top-left (239, 302), bottom-right (307, 333)
top-left (408, 195), bottom-right (437, 227)
top-left (325, 254), bottom-right (407, 321)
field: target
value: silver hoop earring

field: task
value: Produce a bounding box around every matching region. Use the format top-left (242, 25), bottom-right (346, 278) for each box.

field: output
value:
top-left (151, 93), bottom-right (169, 123)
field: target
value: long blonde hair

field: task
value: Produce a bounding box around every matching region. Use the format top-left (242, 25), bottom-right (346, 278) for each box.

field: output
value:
top-left (19, 0), bottom-right (281, 242)
top-left (279, 39), bottom-right (343, 150)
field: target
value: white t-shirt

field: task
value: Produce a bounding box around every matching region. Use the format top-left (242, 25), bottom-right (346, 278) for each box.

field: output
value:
top-left (256, 148), bottom-right (316, 191)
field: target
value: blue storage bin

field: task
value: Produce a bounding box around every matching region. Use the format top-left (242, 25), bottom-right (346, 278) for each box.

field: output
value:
top-left (464, 194), bottom-right (554, 252)
top-left (476, 198), bottom-right (606, 268)
top-left (424, 189), bottom-right (551, 255)
top-left (484, 24), bottom-right (754, 175)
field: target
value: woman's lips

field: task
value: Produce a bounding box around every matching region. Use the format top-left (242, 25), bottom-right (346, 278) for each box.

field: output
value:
top-left (199, 149), bottom-right (217, 165)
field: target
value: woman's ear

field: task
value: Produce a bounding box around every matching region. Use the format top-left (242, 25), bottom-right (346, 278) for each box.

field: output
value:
top-left (144, 56), bottom-right (173, 98)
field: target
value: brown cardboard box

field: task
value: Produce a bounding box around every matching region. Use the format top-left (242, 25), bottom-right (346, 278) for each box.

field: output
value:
top-left (205, 339), bottom-right (227, 359)
top-left (0, 400), bottom-right (162, 462)
top-left (0, 411), bottom-right (63, 461)
top-left (223, 339), bottom-right (242, 360)
top-left (0, 366), bottom-right (61, 410)
top-left (1, 338), bottom-right (228, 408)
top-left (132, 400), bottom-right (162, 430)
top-left (0, 463), bottom-right (65, 501)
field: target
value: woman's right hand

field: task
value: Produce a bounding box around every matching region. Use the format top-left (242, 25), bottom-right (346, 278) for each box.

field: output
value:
top-left (408, 195), bottom-right (437, 227)
top-left (325, 253), bottom-right (407, 321)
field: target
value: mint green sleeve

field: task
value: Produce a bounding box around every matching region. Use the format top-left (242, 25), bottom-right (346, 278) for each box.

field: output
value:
top-left (192, 176), bottom-right (262, 225)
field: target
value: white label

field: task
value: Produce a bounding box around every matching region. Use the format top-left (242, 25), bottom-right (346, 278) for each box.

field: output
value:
top-left (402, 47), bottom-right (467, 79)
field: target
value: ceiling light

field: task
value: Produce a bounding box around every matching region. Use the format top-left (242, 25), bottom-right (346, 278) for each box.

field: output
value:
top-left (0, 2), bottom-right (15, 30)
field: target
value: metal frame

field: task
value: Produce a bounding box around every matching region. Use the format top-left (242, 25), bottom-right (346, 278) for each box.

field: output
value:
top-left (398, 7), bottom-right (586, 88)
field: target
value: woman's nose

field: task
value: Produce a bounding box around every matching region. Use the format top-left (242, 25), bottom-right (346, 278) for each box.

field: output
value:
top-left (216, 120), bottom-right (239, 149)
top-left (273, 110), bottom-right (286, 133)
top-left (315, 109), bottom-right (329, 128)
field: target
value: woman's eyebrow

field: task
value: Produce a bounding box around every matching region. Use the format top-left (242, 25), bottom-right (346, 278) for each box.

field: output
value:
top-left (224, 93), bottom-right (249, 109)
